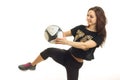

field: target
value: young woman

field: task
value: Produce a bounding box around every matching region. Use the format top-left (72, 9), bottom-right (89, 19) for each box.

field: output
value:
top-left (18, 6), bottom-right (107, 80)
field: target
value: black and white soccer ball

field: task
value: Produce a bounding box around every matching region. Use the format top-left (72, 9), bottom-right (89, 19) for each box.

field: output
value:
top-left (44, 25), bottom-right (63, 43)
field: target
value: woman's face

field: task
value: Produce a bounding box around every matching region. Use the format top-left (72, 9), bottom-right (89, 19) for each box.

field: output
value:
top-left (87, 10), bottom-right (97, 26)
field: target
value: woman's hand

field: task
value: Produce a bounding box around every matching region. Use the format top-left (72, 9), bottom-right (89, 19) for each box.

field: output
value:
top-left (55, 30), bottom-right (72, 45)
top-left (55, 37), bottom-right (68, 45)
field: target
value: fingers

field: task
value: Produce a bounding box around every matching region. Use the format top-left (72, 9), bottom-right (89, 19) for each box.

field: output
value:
top-left (55, 38), bottom-right (64, 44)
top-left (55, 38), bottom-right (67, 45)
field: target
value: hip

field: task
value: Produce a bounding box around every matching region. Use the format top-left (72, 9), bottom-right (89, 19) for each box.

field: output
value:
top-left (71, 54), bottom-right (84, 63)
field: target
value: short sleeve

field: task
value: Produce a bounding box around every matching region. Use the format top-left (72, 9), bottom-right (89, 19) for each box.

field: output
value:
top-left (71, 25), bottom-right (85, 37)
top-left (92, 35), bottom-right (102, 47)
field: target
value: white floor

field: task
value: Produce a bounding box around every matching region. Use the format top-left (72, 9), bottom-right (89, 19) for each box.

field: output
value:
top-left (0, 0), bottom-right (120, 80)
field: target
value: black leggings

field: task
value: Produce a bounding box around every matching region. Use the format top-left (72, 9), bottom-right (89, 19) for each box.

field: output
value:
top-left (40, 47), bottom-right (83, 80)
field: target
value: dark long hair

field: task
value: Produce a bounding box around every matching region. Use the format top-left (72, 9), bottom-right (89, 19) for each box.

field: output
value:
top-left (88, 6), bottom-right (107, 46)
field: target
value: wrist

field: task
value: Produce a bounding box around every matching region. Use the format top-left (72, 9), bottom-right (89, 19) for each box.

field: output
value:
top-left (65, 40), bottom-right (72, 46)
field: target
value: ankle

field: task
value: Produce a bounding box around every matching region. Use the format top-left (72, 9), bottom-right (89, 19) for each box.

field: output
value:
top-left (31, 63), bottom-right (36, 66)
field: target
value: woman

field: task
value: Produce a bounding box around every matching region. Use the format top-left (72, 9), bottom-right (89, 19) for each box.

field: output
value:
top-left (18, 6), bottom-right (107, 80)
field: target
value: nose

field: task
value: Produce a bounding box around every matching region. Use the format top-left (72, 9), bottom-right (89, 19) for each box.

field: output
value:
top-left (87, 16), bottom-right (90, 20)
top-left (87, 17), bottom-right (90, 22)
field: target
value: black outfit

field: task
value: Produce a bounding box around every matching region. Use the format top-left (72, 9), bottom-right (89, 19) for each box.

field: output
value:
top-left (40, 25), bottom-right (102, 80)
top-left (70, 25), bottom-right (102, 60)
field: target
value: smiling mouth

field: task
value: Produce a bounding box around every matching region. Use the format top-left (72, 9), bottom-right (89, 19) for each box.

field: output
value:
top-left (88, 21), bottom-right (91, 24)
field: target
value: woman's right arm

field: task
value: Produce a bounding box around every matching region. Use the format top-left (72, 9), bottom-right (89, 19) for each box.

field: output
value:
top-left (63, 30), bottom-right (72, 37)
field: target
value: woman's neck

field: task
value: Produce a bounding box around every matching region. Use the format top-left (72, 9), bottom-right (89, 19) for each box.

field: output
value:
top-left (87, 25), bottom-right (96, 32)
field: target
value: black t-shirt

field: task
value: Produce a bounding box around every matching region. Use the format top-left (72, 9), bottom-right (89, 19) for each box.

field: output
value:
top-left (68, 25), bottom-right (102, 61)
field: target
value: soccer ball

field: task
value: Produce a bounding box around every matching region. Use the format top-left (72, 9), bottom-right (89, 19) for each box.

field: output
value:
top-left (44, 25), bottom-right (63, 43)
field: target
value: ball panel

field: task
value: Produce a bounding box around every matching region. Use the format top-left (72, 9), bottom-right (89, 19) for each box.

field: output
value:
top-left (44, 25), bottom-right (63, 44)
top-left (57, 31), bottom-right (63, 38)
top-left (44, 31), bottom-right (49, 41)
top-left (46, 25), bottom-right (59, 36)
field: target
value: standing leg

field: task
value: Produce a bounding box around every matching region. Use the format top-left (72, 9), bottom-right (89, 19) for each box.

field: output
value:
top-left (66, 68), bottom-right (80, 80)
top-left (64, 54), bottom-right (83, 80)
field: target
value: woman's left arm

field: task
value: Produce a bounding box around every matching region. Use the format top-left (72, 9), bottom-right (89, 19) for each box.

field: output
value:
top-left (63, 30), bottom-right (72, 37)
top-left (56, 38), bottom-right (97, 51)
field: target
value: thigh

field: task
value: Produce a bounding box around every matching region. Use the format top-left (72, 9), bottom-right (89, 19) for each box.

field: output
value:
top-left (64, 55), bottom-right (83, 80)
top-left (41, 47), bottom-right (67, 66)
top-left (65, 63), bottom-right (83, 80)
top-left (50, 48), bottom-right (67, 66)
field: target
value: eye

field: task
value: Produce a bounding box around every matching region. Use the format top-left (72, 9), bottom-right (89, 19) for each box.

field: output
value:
top-left (87, 14), bottom-right (89, 17)
top-left (90, 15), bottom-right (94, 18)
top-left (87, 15), bottom-right (93, 19)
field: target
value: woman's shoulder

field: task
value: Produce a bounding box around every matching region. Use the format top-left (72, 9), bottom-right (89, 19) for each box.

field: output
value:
top-left (76, 24), bottom-right (86, 28)
top-left (74, 24), bottom-right (87, 30)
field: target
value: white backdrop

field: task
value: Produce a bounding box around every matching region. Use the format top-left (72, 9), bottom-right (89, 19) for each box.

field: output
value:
top-left (0, 0), bottom-right (120, 80)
